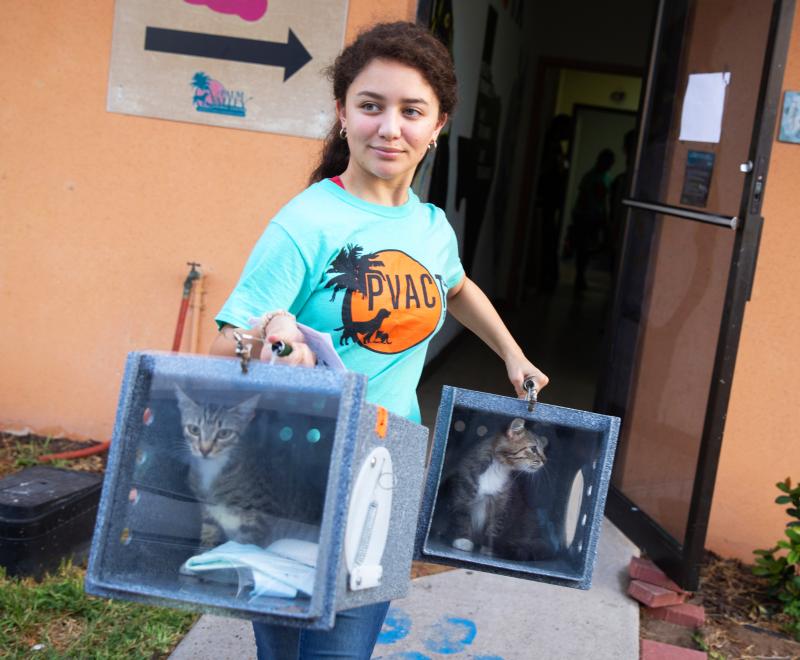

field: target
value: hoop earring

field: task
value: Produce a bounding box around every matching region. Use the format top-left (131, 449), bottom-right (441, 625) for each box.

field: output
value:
top-left (339, 126), bottom-right (347, 140)
top-left (428, 138), bottom-right (438, 150)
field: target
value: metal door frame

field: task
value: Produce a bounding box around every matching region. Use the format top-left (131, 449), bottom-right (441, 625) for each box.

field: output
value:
top-left (598, 0), bottom-right (796, 589)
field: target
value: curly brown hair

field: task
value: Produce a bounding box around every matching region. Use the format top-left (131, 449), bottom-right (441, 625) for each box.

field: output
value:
top-left (309, 22), bottom-right (457, 184)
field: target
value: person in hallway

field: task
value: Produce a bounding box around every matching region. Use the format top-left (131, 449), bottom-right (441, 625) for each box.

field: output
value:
top-left (608, 130), bottom-right (637, 283)
top-left (208, 21), bottom-right (549, 660)
top-left (570, 148), bottom-right (615, 293)
top-left (531, 114), bottom-right (572, 293)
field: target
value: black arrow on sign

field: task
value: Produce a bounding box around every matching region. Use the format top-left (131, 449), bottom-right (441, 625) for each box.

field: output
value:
top-left (145, 27), bottom-right (312, 81)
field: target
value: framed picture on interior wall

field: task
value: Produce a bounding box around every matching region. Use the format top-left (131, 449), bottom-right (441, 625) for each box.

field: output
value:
top-left (778, 91), bottom-right (800, 143)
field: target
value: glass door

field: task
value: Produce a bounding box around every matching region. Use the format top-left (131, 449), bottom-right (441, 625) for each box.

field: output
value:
top-left (596, 0), bottom-right (794, 588)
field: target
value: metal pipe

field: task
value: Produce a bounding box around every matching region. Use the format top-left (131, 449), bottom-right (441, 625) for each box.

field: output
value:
top-left (172, 262), bottom-right (202, 352)
top-left (189, 272), bottom-right (205, 354)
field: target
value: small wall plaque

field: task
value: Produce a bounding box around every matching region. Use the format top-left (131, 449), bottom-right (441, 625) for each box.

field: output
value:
top-left (680, 150), bottom-right (715, 207)
top-left (778, 91), bottom-right (800, 144)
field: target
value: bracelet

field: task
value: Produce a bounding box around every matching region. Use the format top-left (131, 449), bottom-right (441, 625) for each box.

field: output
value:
top-left (254, 309), bottom-right (296, 341)
top-left (219, 325), bottom-right (258, 342)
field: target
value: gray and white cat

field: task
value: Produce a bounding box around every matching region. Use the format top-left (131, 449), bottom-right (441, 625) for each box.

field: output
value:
top-left (437, 418), bottom-right (548, 556)
top-left (175, 385), bottom-right (325, 550)
top-left (174, 385), bottom-right (267, 547)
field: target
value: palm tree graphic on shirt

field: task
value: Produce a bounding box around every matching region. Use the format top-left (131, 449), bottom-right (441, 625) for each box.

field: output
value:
top-left (325, 244), bottom-right (390, 346)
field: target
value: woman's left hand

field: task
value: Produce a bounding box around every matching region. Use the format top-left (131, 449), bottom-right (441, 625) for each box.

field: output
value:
top-left (505, 354), bottom-right (549, 399)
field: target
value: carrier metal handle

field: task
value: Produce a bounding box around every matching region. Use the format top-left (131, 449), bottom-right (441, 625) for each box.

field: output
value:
top-left (231, 331), bottom-right (291, 374)
top-left (523, 377), bottom-right (538, 413)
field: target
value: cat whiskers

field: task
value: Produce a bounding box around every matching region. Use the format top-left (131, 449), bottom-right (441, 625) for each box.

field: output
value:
top-left (527, 462), bottom-right (555, 492)
top-left (159, 435), bottom-right (208, 465)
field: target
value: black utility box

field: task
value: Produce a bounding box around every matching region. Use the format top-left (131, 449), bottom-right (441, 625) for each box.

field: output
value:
top-left (0, 466), bottom-right (103, 577)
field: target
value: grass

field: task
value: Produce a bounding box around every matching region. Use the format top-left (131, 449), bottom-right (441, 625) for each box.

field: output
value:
top-left (1, 434), bottom-right (198, 657)
top-left (10, 436), bottom-right (67, 470)
top-left (0, 562), bottom-right (198, 659)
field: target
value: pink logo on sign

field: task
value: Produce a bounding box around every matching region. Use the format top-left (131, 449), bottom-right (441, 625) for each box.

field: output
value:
top-left (184, 0), bottom-right (268, 22)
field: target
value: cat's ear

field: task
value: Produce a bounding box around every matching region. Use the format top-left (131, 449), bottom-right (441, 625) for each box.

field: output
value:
top-left (174, 385), bottom-right (198, 415)
top-left (231, 393), bottom-right (260, 424)
top-left (535, 433), bottom-right (549, 450)
top-left (508, 418), bottom-right (526, 436)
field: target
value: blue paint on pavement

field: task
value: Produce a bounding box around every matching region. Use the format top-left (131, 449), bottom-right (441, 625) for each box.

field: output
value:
top-left (372, 653), bottom-right (432, 660)
top-left (377, 607), bottom-right (412, 645)
top-left (423, 616), bottom-right (477, 654)
top-left (474, 656), bottom-right (505, 660)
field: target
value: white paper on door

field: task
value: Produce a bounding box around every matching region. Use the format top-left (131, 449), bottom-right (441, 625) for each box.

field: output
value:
top-left (679, 72), bottom-right (731, 143)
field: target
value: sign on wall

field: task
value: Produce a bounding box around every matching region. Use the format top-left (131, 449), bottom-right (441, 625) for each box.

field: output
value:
top-left (108, 0), bottom-right (349, 138)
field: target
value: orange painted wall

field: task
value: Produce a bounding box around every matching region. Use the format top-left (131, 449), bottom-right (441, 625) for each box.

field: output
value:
top-left (0, 1), bottom-right (415, 441)
top-left (707, 9), bottom-right (800, 560)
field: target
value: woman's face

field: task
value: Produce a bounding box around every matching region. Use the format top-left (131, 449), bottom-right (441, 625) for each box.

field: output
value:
top-left (337, 58), bottom-right (447, 184)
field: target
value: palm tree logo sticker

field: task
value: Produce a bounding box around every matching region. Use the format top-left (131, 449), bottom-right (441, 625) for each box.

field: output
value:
top-left (325, 244), bottom-right (391, 346)
top-left (191, 71), bottom-right (247, 117)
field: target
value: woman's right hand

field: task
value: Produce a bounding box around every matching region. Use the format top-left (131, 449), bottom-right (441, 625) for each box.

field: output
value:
top-left (265, 332), bottom-right (317, 367)
top-left (209, 315), bottom-right (317, 367)
top-left (261, 313), bottom-right (316, 367)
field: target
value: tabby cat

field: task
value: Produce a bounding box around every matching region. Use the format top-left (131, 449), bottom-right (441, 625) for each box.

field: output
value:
top-left (436, 417), bottom-right (548, 557)
top-left (174, 386), bottom-right (322, 549)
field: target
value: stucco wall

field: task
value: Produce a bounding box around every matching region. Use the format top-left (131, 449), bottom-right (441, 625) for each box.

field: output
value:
top-left (0, 0), bottom-right (415, 440)
top-left (707, 7), bottom-right (800, 560)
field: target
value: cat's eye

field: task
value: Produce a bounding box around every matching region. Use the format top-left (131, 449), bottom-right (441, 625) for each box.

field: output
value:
top-left (217, 429), bottom-right (234, 440)
top-left (186, 424), bottom-right (200, 436)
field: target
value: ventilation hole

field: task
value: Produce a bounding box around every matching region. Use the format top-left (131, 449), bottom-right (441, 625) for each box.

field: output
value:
top-left (577, 541), bottom-right (583, 553)
top-left (476, 425), bottom-right (488, 437)
top-left (592, 460), bottom-right (598, 470)
top-left (136, 449), bottom-right (146, 466)
top-left (586, 485), bottom-right (593, 496)
top-left (120, 528), bottom-right (132, 545)
top-left (453, 420), bottom-right (466, 432)
top-left (581, 513), bottom-right (587, 526)
top-left (306, 428), bottom-right (321, 443)
top-left (128, 488), bottom-right (140, 505)
top-left (279, 427), bottom-right (293, 442)
top-left (143, 408), bottom-right (154, 426)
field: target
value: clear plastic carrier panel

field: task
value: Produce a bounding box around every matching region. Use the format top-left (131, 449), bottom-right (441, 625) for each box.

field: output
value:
top-left (416, 386), bottom-right (619, 589)
top-left (86, 352), bottom-right (428, 630)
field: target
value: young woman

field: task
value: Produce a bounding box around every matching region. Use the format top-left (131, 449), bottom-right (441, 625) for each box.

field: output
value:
top-left (210, 21), bottom-right (548, 660)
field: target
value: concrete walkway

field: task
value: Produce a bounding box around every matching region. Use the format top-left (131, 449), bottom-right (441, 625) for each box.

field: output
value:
top-left (169, 519), bottom-right (639, 660)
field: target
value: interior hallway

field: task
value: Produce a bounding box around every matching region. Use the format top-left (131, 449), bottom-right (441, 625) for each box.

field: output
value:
top-left (418, 260), bottom-right (613, 429)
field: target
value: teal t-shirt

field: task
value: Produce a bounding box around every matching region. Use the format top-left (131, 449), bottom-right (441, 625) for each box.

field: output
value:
top-left (216, 179), bottom-right (465, 423)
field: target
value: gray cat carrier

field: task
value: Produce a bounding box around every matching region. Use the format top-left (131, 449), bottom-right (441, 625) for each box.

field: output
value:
top-left (85, 351), bottom-right (619, 630)
top-left (415, 386), bottom-right (619, 590)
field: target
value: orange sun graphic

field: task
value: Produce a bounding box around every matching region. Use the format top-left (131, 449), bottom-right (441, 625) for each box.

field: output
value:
top-left (348, 250), bottom-right (443, 354)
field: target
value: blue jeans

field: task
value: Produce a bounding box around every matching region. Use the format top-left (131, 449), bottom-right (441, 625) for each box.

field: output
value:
top-left (252, 600), bottom-right (389, 660)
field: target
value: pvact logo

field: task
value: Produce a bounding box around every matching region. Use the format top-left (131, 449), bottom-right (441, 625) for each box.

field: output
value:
top-left (326, 246), bottom-right (445, 354)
